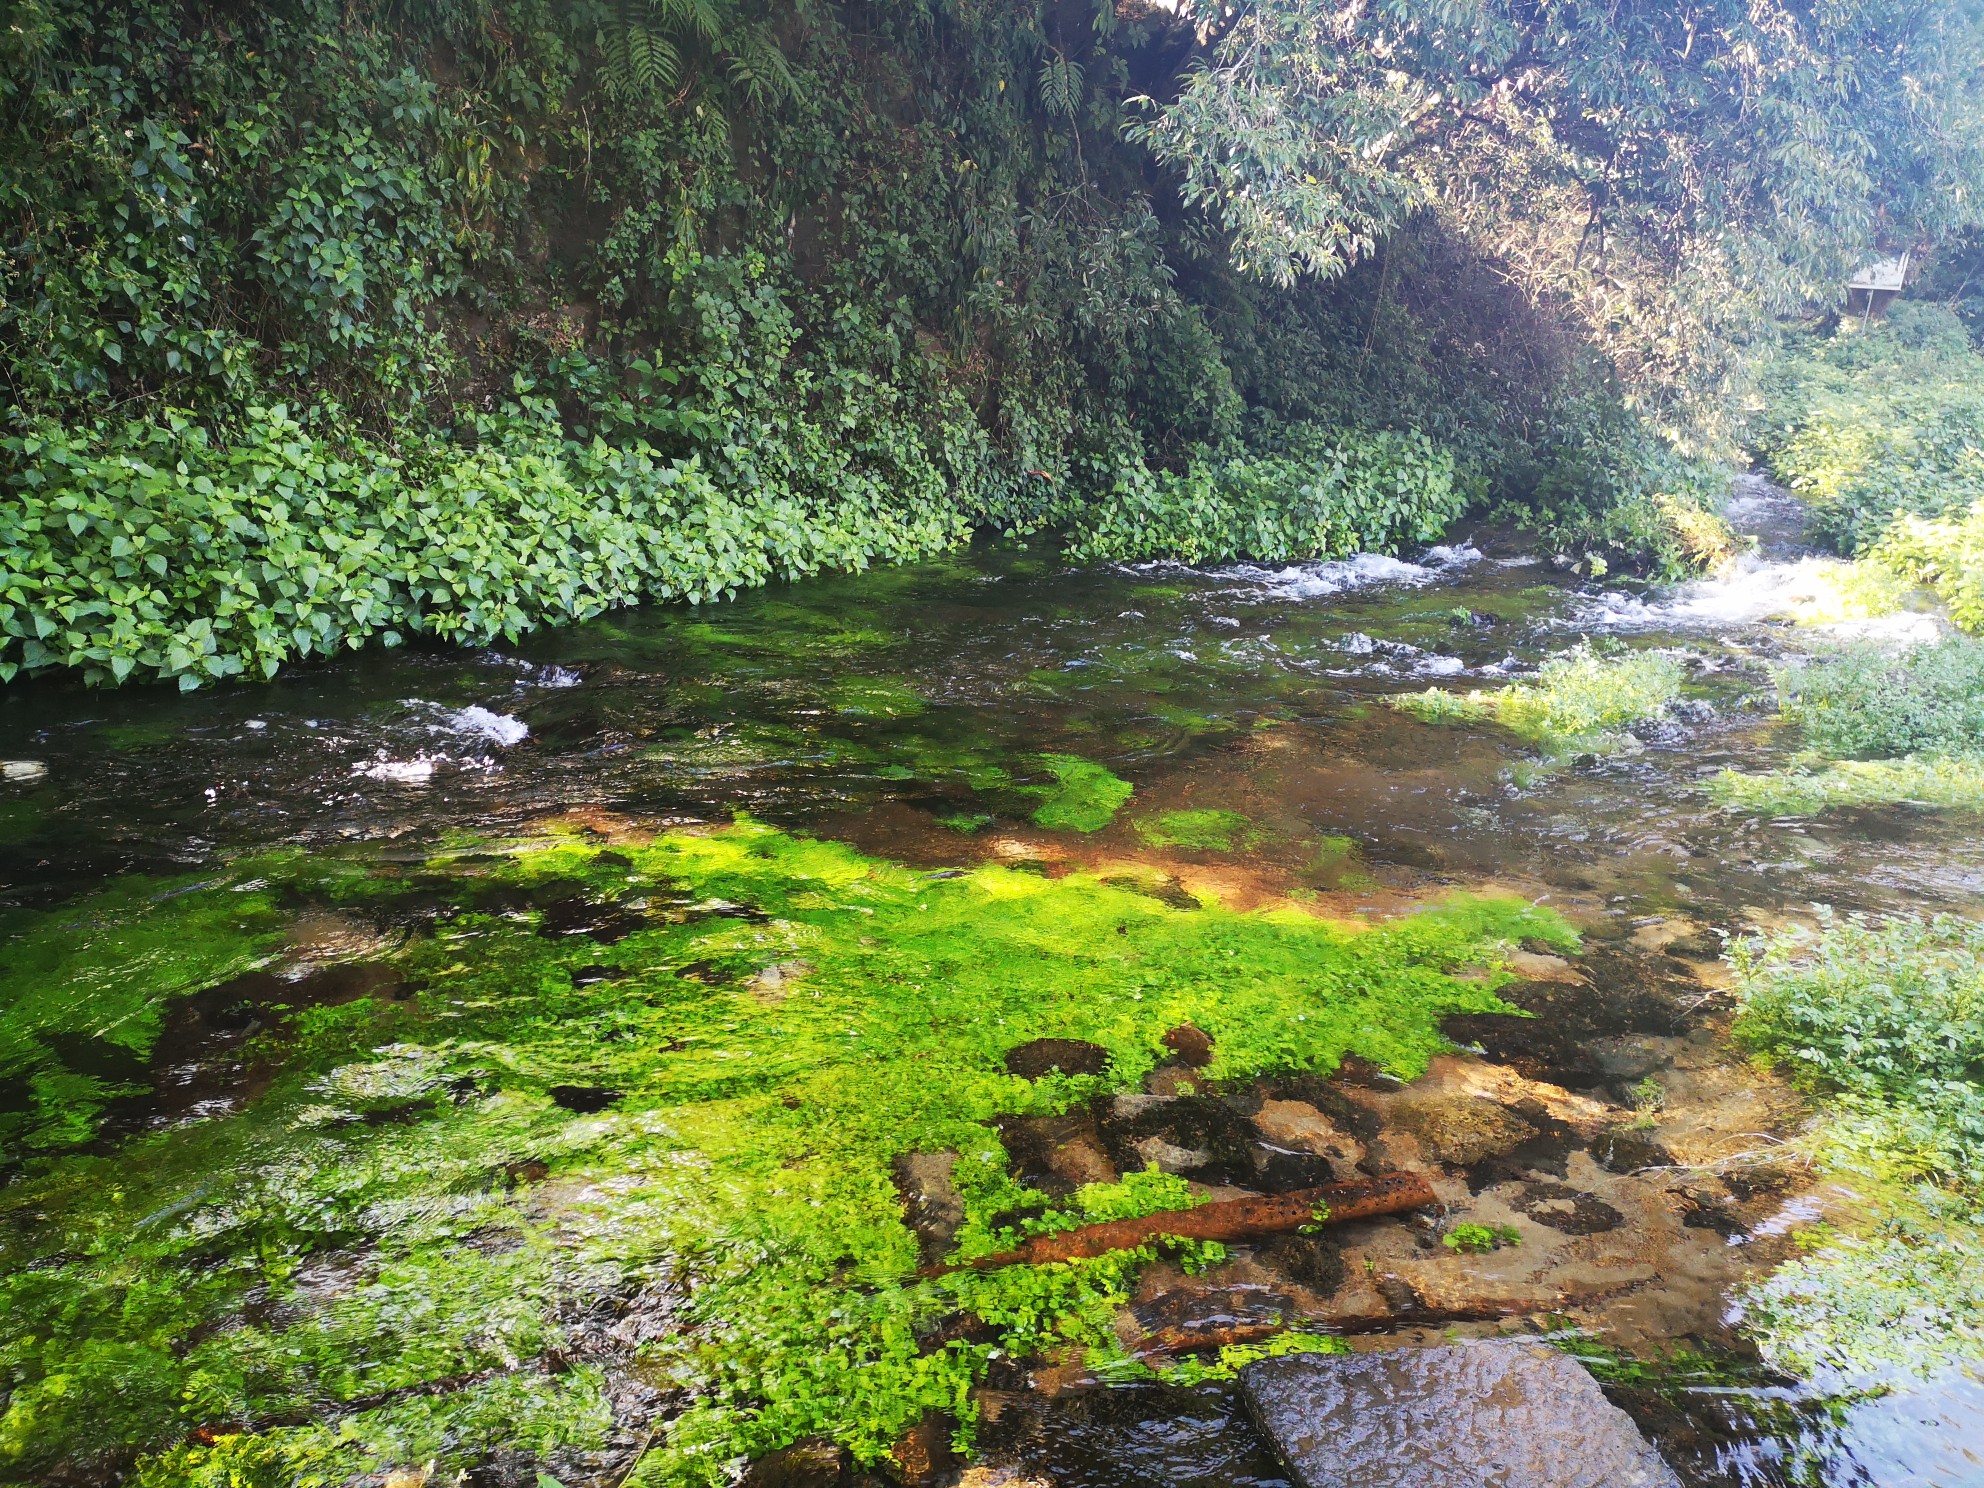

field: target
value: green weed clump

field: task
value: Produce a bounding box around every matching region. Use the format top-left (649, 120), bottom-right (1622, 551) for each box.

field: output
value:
top-left (1875, 502), bottom-right (1984, 633)
top-left (1714, 637), bottom-right (1984, 814)
top-left (1133, 809), bottom-right (1261, 853)
top-left (1773, 637), bottom-right (1984, 759)
top-left (0, 822), bottom-right (1573, 1485)
top-left (1731, 911), bottom-right (1984, 1380)
top-left (1391, 646), bottom-right (1685, 758)
top-left (1029, 755), bottom-right (1135, 832)
top-left (1443, 1222), bottom-right (1521, 1254)
top-left (1711, 754), bottom-right (1984, 816)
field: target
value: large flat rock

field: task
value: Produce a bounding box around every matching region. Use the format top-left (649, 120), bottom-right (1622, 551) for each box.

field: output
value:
top-left (1239, 1342), bottom-right (1682, 1488)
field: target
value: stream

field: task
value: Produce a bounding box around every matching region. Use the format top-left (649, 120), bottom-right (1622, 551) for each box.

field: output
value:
top-left (3, 479), bottom-right (1982, 1486)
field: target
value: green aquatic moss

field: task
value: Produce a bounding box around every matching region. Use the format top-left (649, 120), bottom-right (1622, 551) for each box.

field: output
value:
top-left (829, 677), bottom-right (928, 719)
top-left (1029, 755), bottom-right (1134, 831)
top-left (0, 822), bottom-right (1573, 1485)
top-left (1391, 645), bottom-right (1685, 758)
top-left (0, 869), bottom-right (296, 1153)
top-left (1711, 753), bottom-right (1984, 815)
top-left (1132, 809), bottom-right (1261, 853)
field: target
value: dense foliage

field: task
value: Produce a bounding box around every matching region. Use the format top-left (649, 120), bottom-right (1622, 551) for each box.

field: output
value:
top-left (1712, 637), bottom-right (1984, 815)
top-left (1774, 637), bottom-right (1984, 761)
top-left (0, 0), bottom-right (1802, 688)
top-left (1753, 305), bottom-right (1984, 630)
top-left (1142, 0), bottom-right (1984, 432)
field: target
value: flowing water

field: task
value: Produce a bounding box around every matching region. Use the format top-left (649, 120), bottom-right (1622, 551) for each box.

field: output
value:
top-left (3, 480), bottom-right (1981, 1485)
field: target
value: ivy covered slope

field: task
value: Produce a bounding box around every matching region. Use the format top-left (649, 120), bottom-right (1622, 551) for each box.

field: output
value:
top-left (0, 820), bottom-right (1573, 1485)
top-left (0, 0), bottom-right (1741, 691)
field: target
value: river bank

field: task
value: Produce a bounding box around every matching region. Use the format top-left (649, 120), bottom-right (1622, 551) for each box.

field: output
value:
top-left (3, 485), bottom-right (1981, 1486)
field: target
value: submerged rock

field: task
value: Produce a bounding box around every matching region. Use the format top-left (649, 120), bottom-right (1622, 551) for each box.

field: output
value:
top-left (894, 1150), bottom-right (966, 1263)
top-left (741, 1437), bottom-right (848, 1488)
top-left (1240, 1342), bottom-right (1682, 1488)
top-left (1160, 1023), bottom-right (1214, 1067)
top-left (1387, 1092), bottom-right (1537, 1166)
top-left (1004, 1038), bottom-right (1111, 1079)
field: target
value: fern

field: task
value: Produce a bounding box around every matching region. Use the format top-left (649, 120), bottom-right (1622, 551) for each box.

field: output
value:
top-left (725, 21), bottom-right (794, 104)
top-left (599, 0), bottom-right (790, 108)
top-left (1038, 53), bottom-right (1084, 118)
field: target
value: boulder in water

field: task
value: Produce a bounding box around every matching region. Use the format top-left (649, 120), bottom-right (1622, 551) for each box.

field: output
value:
top-left (1240, 1341), bottom-right (1681, 1488)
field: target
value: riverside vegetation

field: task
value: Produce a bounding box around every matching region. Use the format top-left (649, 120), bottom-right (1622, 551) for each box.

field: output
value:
top-left (8, 0), bottom-right (1978, 689)
top-left (8, 0), bottom-right (1984, 1484)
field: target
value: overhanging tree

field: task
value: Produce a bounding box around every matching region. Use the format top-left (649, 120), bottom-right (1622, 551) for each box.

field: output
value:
top-left (1132, 0), bottom-right (1984, 436)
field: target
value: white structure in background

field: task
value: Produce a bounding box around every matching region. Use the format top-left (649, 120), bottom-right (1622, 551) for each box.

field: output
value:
top-left (1847, 250), bottom-right (1910, 322)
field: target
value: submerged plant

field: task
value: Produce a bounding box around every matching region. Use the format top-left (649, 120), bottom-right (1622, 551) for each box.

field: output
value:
top-left (1132, 809), bottom-right (1260, 852)
top-left (1443, 1222), bottom-right (1521, 1254)
top-left (0, 821), bottom-right (1573, 1483)
top-left (1029, 755), bottom-right (1135, 832)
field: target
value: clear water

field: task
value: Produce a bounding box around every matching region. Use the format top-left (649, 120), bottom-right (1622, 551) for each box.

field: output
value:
top-left (3, 486), bottom-right (1981, 1485)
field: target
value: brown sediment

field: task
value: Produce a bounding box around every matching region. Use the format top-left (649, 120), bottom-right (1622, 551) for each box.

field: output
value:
top-left (924, 1172), bottom-right (1437, 1276)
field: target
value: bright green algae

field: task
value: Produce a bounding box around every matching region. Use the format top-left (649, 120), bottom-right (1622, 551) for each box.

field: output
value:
top-left (0, 821), bottom-right (1573, 1485)
top-left (1132, 809), bottom-right (1262, 853)
top-left (1028, 755), bottom-right (1134, 831)
top-left (0, 867), bottom-right (303, 1152)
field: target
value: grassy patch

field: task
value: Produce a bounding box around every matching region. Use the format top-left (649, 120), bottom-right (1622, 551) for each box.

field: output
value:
top-left (1132, 809), bottom-right (1261, 853)
top-left (1712, 754), bottom-right (1984, 816)
top-left (1029, 755), bottom-right (1134, 832)
top-left (1731, 911), bottom-right (1984, 1380)
top-left (1391, 645), bottom-right (1685, 758)
top-left (0, 823), bottom-right (1573, 1484)
top-left (1717, 638), bottom-right (1984, 816)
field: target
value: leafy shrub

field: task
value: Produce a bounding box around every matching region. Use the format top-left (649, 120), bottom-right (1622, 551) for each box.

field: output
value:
top-left (1495, 426), bottom-right (1737, 579)
top-left (1731, 911), bottom-right (1984, 1379)
top-left (1754, 305), bottom-right (1984, 553)
top-left (1772, 637), bottom-right (1984, 760)
top-left (1063, 428), bottom-right (1463, 566)
top-left (0, 403), bottom-right (971, 687)
top-left (1874, 501), bottom-right (1984, 633)
top-left (1392, 645), bottom-right (1685, 758)
top-left (1735, 912), bottom-right (1984, 1157)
